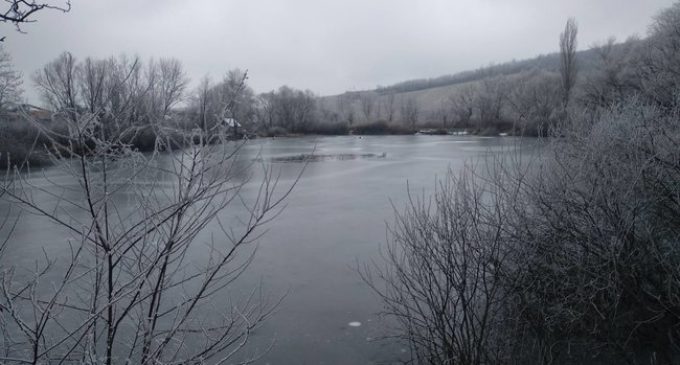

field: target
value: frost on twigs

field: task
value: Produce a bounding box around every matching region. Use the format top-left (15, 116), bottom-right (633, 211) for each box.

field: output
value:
top-left (0, 109), bottom-right (302, 364)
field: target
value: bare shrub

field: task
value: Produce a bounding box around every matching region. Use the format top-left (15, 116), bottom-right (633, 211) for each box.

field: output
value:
top-left (366, 96), bottom-right (680, 364)
top-left (506, 98), bottom-right (680, 364)
top-left (255, 86), bottom-right (317, 134)
top-left (449, 84), bottom-right (477, 127)
top-left (633, 2), bottom-right (680, 108)
top-left (507, 71), bottom-right (562, 136)
top-left (362, 154), bottom-right (534, 364)
top-left (0, 109), bottom-right (300, 363)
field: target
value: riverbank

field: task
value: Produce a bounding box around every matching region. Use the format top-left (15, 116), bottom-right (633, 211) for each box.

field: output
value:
top-left (0, 115), bottom-right (523, 169)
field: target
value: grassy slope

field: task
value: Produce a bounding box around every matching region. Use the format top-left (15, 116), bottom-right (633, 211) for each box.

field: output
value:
top-left (318, 47), bottom-right (605, 125)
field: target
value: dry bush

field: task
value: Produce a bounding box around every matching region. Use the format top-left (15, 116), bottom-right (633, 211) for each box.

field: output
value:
top-left (366, 97), bottom-right (680, 365)
top-left (506, 98), bottom-right (680, 364)
top-left (0, 111), bottom-right (300, 364)
top-left (362, 152), bottom-right (534, 364)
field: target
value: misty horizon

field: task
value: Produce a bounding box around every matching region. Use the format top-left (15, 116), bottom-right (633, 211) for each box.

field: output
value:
top-left (4, 0), bottom-right (676, 104)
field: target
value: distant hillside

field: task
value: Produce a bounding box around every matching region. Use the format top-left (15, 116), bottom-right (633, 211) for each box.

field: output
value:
top-left (374, 48), bottom-right (600, 95)
top-left (317, 45), bottom-right (620, 126)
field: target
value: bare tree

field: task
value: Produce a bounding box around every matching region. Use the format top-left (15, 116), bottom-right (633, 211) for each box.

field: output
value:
top-left (101, 54), bottom-right (145, 129)
top-left (263, 86), bottom-right (317, 133)
top-left (33, 51), bottom-right (79, 119)
top-left (317, 99), bottom-right (339, 124)
top-left (579, 37), bottom-right (640, 110)
top-left (220, 69), bottom-right (256, 129)
top-left (507, 70), bottom-right (562, 135)
top-left (33, 52), bottom-right (193, 143)
top-left (0, 100), bottom-right (301, 364)
top-left (381, 92), bottom-right (396, 123)
top-left (359, 93), bottom-right (376, 122)
top-left (193, 76), bottom-right (216, 132)
top-left (154, 58), bottom-right (189, 119)
top-left (631, 2), bottom-right (680, 108)
top-left (257, 91), bottom-right (277, 131)
top-left (0, 46), bottom-right (22, 110)
top-left (559, 17), bottom-right (578, 108)
top-left (449, 84), bottom-right (476, 126)
top-left (79, 57), bottom-right (109, 114)
top-left (337, 92), bottom-right (356, 126)
top-left (188, 70), bottom-right (255, 136)
top-left (429, 102), bottom-right (454, 129)
top-left (475, 77), bottom-right (508, 125)
top-left (399, 96), bottom-right (419, 130)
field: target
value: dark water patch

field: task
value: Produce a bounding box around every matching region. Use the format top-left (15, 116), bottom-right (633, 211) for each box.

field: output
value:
top-left (267, 152), bottom-right (387, 163)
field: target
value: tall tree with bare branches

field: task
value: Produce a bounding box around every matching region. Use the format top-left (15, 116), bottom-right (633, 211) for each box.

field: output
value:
top-left (559, 17), bottom-right (578, 108)
top-left (0, 45), bottom-right (21, 110)
top-left (0, 94), bottom-right (301, 365)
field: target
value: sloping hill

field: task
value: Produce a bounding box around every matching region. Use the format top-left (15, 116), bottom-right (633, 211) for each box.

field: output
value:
top-left (317, 46), bottom-right (607, 126)
top-left (373, 49), bottom-right (600, 95)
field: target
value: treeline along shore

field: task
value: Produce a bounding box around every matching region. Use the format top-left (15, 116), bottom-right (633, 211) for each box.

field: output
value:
top-left (0, 3), bottom-right (677, 169)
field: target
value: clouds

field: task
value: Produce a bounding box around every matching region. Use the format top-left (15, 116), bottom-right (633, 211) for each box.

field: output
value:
top-left (3, 0), bottom-right (675, 103)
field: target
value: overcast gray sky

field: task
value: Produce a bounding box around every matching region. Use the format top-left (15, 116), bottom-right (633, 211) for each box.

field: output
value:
top-left (5, 0), bottom-right (676, 101)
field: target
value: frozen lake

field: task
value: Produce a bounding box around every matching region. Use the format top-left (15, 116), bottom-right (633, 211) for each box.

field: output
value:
top-left (0, 135), bottom-right (539, 364)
